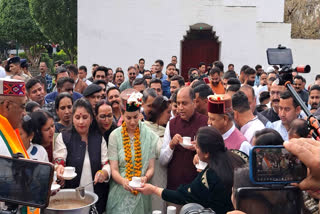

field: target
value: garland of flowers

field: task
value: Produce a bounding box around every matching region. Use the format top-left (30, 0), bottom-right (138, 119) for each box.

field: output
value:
top-left (121, 121), bottom-right (142, 195)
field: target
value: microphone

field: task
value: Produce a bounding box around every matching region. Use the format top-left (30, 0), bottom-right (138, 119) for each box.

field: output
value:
top-left (295, 65), bottom-right (311, 73)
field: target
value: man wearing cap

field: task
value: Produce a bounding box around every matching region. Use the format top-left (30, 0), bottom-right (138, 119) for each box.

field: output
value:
top-left (0, 78), bottom-right (28, 157)
top-left (207, 95), bottom-right (251, 155)
top-left (159, 87), bottom-right (208, 210)
top-left (83, 84), bottom-right (103, 111)
top-left (7, 57), bottom-right (30, 82)
top-left (20, 59), bottom-right (32, 79)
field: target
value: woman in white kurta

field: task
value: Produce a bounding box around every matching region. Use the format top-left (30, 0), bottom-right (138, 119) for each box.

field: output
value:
top-left (53, 98), bottom-right (111, 214)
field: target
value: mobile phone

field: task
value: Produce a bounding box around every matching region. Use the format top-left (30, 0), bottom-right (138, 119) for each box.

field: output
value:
top-left (0, 155), bottom-right (54, 208)
top-left (236, 186), bottom-right (303, 214)
top-left (249, 146), bottom-right (307, 184)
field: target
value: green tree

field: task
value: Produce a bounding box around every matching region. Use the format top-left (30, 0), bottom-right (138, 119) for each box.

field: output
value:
top-left (0, 0), bottom-right (47, 67)
top-left (29, 0), bottom-right (77, 64)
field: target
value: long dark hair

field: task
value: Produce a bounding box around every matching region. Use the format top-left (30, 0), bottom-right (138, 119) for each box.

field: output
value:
top-left (30, 110), bottom-right (53, 145)
top-left (148, 96), bottom-right (171, 125)
top-left (196, 126), bottom-right (244, 191)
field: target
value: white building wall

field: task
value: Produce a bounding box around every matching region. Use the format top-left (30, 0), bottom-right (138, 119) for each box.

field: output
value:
top-left (78, 0), bottom-right (319, 85)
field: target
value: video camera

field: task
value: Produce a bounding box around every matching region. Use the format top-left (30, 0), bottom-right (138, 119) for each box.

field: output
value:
top-left (267, 45), bottom-right (320, 140)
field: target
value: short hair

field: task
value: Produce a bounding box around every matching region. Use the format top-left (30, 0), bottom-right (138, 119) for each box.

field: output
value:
top-left (280, 90), bottom-right (299, 108)
top-left (255, 64), bottom-right (262, 71)
top-left (259, 91), bottom-right (270, 104)
top-left (55, 92), bottom-right (73, 111)
top-left (26, 78), bottom-right (41, 93)
top-left (227, 77), bottom-right (241, 86)
top-left (92, 63), bottom-right (99, 67)
top-left (143, 75), bottom-right (152, 80)
top-left (166, 63), bottom-right (176, 69)
top-left (57, 77), bottom-right (74, 89)
top-left (106, 86), bottom-right (120, 97)
top-left (79, 65), bottom-right (87, 73)
top-left (172, 56), bottom-right (177, 59)
top-left (209, 67), bottom-right (221, 76)
top-left (127, 66), bottom-right (137, 72)
top-left (133, 78), bottom-right (147, 87)
top-left (223, 70), bottom-right (237, 80)
top-left (228, 64), bottom-right (234, 67)
top-left (25, 101), bottom-right (40, 113)
top-left (142, 88), bottom-right (157, 103)
top-left (34, 76), bottom-right (47, 90)
top-left (227, 84), bottom-right (240, 92)
top-left (256, 104), bottom-right (268, 112)
top-left (213, 61), bottom-right (224, 71)
top-left (155, 59), bottom-right (164, 67)
top-left (194, 84), bottom-right (213, 99)
top-left (240, 85), bottom-right (255, 98)
top-left (310, 84), bottom-right (320, 94)
top-left (294, 75), bottom-right (303, 81)
top-left (240, 65), bottom-right (250, 73)
top-left (244, 67), bottom-right (256, 76)
top-left (199, 62), bottom-right (206, 68)
top-left (149, 78), bottom-right (162, 87)
top-left (93, 79), bottom-right (107, 87)
top-left (254, 128), bottom-right (284, 146)
top-left (188, 68), bottom-right (199, 77)
top-left (55, 67), bottom-right (68, 79)
top-left (191, 80), bottom-right (206, 89)
top-left (177, 87), bottom-right (195, 100)
top-left (170, 75), bottom-right (185, 87)
top-left (93, 66), bottom-right (108, 77)
top-left (289, 119), bottom-right (309, 138)
top-left (139, 58), bottom-right (145, 63)
top-left (54, 60), bottom-right (64, 66)
top-left (315, 74), bottom-right (320, 80)
top-left (170, 89), bottom-right (178, 103)
top-left (67, 64), bottom-right (78, 75)
top-left (232, 91), bottom-right (250, 113)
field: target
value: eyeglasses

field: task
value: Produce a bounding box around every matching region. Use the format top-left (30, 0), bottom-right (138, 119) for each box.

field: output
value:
top-left (9, 100), bottom-right (26, 110)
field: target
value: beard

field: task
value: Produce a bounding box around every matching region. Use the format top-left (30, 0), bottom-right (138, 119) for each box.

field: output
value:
top-left (211, 81), bottom-right (219, 86)
top-left (247, 80), bottom-right (255, 86)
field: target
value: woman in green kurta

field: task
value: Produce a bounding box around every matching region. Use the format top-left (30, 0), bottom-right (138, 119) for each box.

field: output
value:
top-left (106, 92), bottom-right (159, 214)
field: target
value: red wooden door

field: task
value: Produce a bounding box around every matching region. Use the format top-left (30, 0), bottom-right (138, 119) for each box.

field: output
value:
top-left (181, 31), bottom-right (220, 81)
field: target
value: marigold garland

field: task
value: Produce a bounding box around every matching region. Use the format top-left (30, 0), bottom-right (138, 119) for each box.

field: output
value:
top-left (121, 121), bottom-right (142, 195)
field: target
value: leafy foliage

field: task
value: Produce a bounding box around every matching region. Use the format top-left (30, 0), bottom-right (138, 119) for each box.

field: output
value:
top-left (29, 0), bottom-right (77, 63)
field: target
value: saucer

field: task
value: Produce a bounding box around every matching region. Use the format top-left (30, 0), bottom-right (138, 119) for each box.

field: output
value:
top-left (62, 172), bottom-right (77, 180)
top-left (129, 181), bottom-right (142, 188)
top-left (51, 183), bottom-right (61, 191)
top-left (180, 142), bottom-right (193, 149)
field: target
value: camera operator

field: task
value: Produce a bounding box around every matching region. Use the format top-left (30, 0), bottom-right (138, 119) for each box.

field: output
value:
top-left (271, 90), bottom-right (301, 141)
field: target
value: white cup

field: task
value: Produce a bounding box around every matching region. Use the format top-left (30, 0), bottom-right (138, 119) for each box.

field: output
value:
top-left (64, 166), bottom-right (75, 176)
top-left (132, 176), bottom-right (141, 185)
top-left (152, 210), bottom-right (162, 214)
top-left (167, 206), bottom-right (176, 214)
top-left (198, 160), bottom-right (208, 170)
top-left (182, 137), bottom-right (191, 145)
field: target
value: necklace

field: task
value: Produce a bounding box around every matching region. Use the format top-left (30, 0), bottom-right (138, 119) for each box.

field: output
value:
top-left (121, 122), bottom-right (142, 195)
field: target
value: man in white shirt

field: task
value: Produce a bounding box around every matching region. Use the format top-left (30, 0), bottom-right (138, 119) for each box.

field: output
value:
top-left (232, 91), bottom-right (265, 144)
top-left (271, 90), bottom-right (301, 141)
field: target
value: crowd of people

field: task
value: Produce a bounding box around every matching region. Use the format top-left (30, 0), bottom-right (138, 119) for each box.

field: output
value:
top-left (0, 55), bottom-right (320, 214)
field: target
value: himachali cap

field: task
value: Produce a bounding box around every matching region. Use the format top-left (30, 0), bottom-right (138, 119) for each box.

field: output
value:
top-left (120, 88), bottom-right (138, 111)
top-left (0, 78), bottom-right (25, 96)
top-left (7, 56), bottom-right (21, 65)
top-left (126, 92), bottom-right (142, 112)
top-left (207, 94), bottom-right (232, 114)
